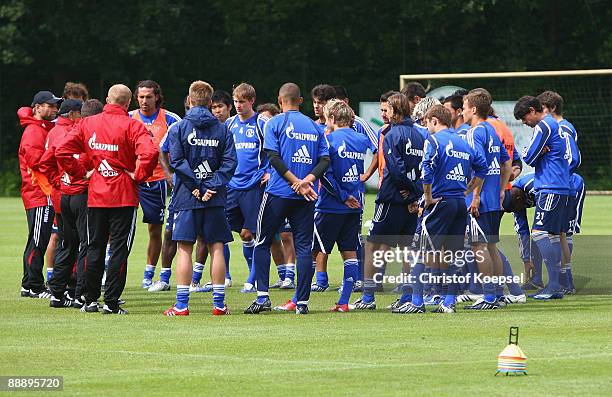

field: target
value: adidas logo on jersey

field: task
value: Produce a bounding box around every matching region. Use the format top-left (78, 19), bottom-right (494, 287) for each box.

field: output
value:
top-left (98, 159), bottom-right (119, 177)
top-left (61, 172), bottom-right (71, 185)
top-left (486, 156), bottom-right (501, 176)
top-left (194, 161), bottom-right (213, 179)
top-left (342, 164), bottom-right (360, 182)
top-left (292, 145), bottom-right (313, 164)
top-left (446, 163), bottom-right (466, 182)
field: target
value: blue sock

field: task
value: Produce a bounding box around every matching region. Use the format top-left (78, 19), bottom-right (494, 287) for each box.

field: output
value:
top-left (243, 239), bottom-right (254, 270)
top-left (338, 259), bottom-right (358, 305)
top-left (212, 284), bottom-right (225, 308)
top-left (362, 278), bottom-right (376, 303)
top-left (46, 268), bottom-right (53, 282)
top-left (143, 264), bottom-right (155, 281)
top-left (443, 264), bottom-right (459, 306)
top-left (160, 268), bottom-right (171, 284)
top-left (559, 265), bottom-right (569, 288)
top-left (533, 232), bottom-right (561, 290)
top-left (411, 262), bottom-right (425, 307)
top-left (277, 265), bottom-right (286, 280)
top-left (567, 236), bottom-right (575, 289)
top-left (466, 253), bottom-right (482, 294)
top-left (256, 292), bottom-right (269, 305)
top-left (316, 271), bottom-right (329, 287)
top-left (175, 285), bottom-right (190, 309)
top-left (531, 243), bottom-right (543, 284)
top-left (105, 243), bottom-right (112, 268)
top-left (399, 283), bottom-right (412, 304)
top-left (192, 262), bottom-right (204, 284)
top-left (431, 267), bottom-right (442, 296)
top-left (499, 250), bottom-right (523, 296)
top-left (285, 263), bottom-right (295, 282)
top-left (246, 258), bottom-right (256, 285)
top-left (483, 282), bottom-right (496, 303)
top-left (223, 243), bottom-right (231, 279)
top-left (356, 238), bottom-right (364, 281)
top-left (423, 266), bottom-right (432, 295)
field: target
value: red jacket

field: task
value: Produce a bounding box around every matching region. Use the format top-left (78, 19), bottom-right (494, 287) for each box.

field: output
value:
top-left (39, 117), bottom-right (89, 210)
top-left (56, 103), bottom-right (158, 208)
top-left (17, 107), bottom-right (54, 210)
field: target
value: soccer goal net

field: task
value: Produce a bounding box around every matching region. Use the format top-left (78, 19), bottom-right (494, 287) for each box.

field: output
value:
top-left (399, 69), bottom-right (612, 189)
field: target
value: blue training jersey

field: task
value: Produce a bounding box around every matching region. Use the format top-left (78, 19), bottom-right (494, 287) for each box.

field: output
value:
top-left (377, 118), bottom-right (425, 204)
top-left (558, 118), bottom-right (581, 195)
top-left (352, 115), bottom-right (379, 153)
top-left (413, 121), bottom-right (430, 140)
top-left (454, 123), bottom-right (470, 139)
top-left (421, 129), bottom-right (487, 199)
top-left (317, 127), bottom-right (369, 214)
top-left (129, 108), bottom-right (181, 128)
top-left (264, 110), bottom-right (329, 199)
top-left (465, 121), bottom-right (510, 213)
top-left (522, 115), bottom-right (569, 195)
top-left (225, 113), bottom-right (269, 190)
top-left (168, 106), bottom-right (237, 210)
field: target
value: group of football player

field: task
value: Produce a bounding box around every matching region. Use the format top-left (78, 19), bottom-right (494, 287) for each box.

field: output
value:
top-left (17, 78), bottom-right (583, 315)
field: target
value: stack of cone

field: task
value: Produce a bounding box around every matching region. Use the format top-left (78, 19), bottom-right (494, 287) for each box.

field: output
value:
top-left (496, 343), bottom-right (527, 375)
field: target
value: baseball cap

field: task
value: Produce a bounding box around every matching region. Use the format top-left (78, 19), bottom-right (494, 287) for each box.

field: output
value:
top-left (58, 99), bottom-right (83, 116)
top-left (31, 91), bottom-right (62, 107)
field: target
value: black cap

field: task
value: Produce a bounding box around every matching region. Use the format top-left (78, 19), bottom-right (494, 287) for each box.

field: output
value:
top-left (31, 91), bottom-right (62, 106)
top-left (58, 99), bottom-right (83, 116)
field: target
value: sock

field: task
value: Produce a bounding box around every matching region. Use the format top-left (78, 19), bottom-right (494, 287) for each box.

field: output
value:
top-left (285, 263), bottom-right (295, 282)
top-left (483, 281), bottom-right (496, 303)
top-left (192, 262), bottom-right (204, 284)
top-left (423, 267), bottom-right (432, 295)
top-left (533, 232), bottom-right (561, 290)
top-left (411, 262), bottom-right (426, 307)
top-left (224, 243), bottom-right (231, 279)
top-left (246, 262), bottom-right (256, 285)
top-left (466, 252), bottom-right (482, 294)
top-left (277, 265), bottom-right (286, 280)
top-left (443, 264), bottom-right (459, 306)
top-left (256, 291), bottom-right (269, 305)
top-left (362, 278), bottom-right (376, 303)
top-left (399, 283), bottom-right (412, 304)
top-left (559, 264), bottom-right (569, 288)
top-left (499, 250), bottom-right (523, 296)
top-left (356, 237), bottom-right (364, 281)
top-left (243, 239), bottom-right (254, 270)
top-left (566, 235), bottom-right (575, 289)
top-left (175, 285), bottom-right (190, 309)
top-left (160, 267), bottom-right (171, 284)
top-left (431, 267), bottom-right (442, 296)
top-left (46, 268), bottom-right (54, 282)
top-left (212, 284), bottom-right (225, 308)
top-left (338, 259), bottom-right (358, 305)
top-left (105, 243), bottom-right (112, 268)
top-left (316, 271), bottom-right (329, 287)
top-left (143, 264), bottom-right (155, 280)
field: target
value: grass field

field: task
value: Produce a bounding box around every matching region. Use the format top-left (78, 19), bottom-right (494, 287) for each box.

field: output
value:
top-left (1, 195), bottom-right (611, 396)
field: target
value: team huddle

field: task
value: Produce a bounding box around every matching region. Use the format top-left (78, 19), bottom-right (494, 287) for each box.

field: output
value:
top-left (17, 79), bottom-right (583, 315)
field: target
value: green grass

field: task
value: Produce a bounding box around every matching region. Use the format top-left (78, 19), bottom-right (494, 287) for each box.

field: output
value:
top-left (1, 195), bottom-right (612, 396)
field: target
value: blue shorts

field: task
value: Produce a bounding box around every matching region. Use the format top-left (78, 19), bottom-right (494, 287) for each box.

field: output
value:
top-left (467, 211), bottom-right (502, 244)
top-left (420, 198), bottom-right (467, 252)
top-left (139, 180), bottom-right (167, 224)
top-left (165, 207), bottom-right (174, 231)
top-left (172, 207), bottom-right (233, 244)
top-left (367, 202), bottom-right (417, 246)
top-left (312, 212), bottom-right (361, 253)
top-left (226, 185), bottom-right (264, 234)
top-left (533, 192), bottom-right (568, 234)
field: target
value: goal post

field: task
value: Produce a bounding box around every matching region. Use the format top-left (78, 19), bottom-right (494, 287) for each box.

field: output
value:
top-left (399, 69), bottom-right (612, 189)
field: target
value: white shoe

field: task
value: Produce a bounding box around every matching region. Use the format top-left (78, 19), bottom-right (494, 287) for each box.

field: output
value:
top-left (502, 294), bottom-right (526, 304)
top-left (190, 282), bottom-right (213, 293)
top-left (456, 293), bottom-right (482, 303)
top-left (148, 281), bottom-right (170, 292)
top-left (270, 279), bottom-right (283, 289)
top-left (225, 278), bottom-right (233, 288)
